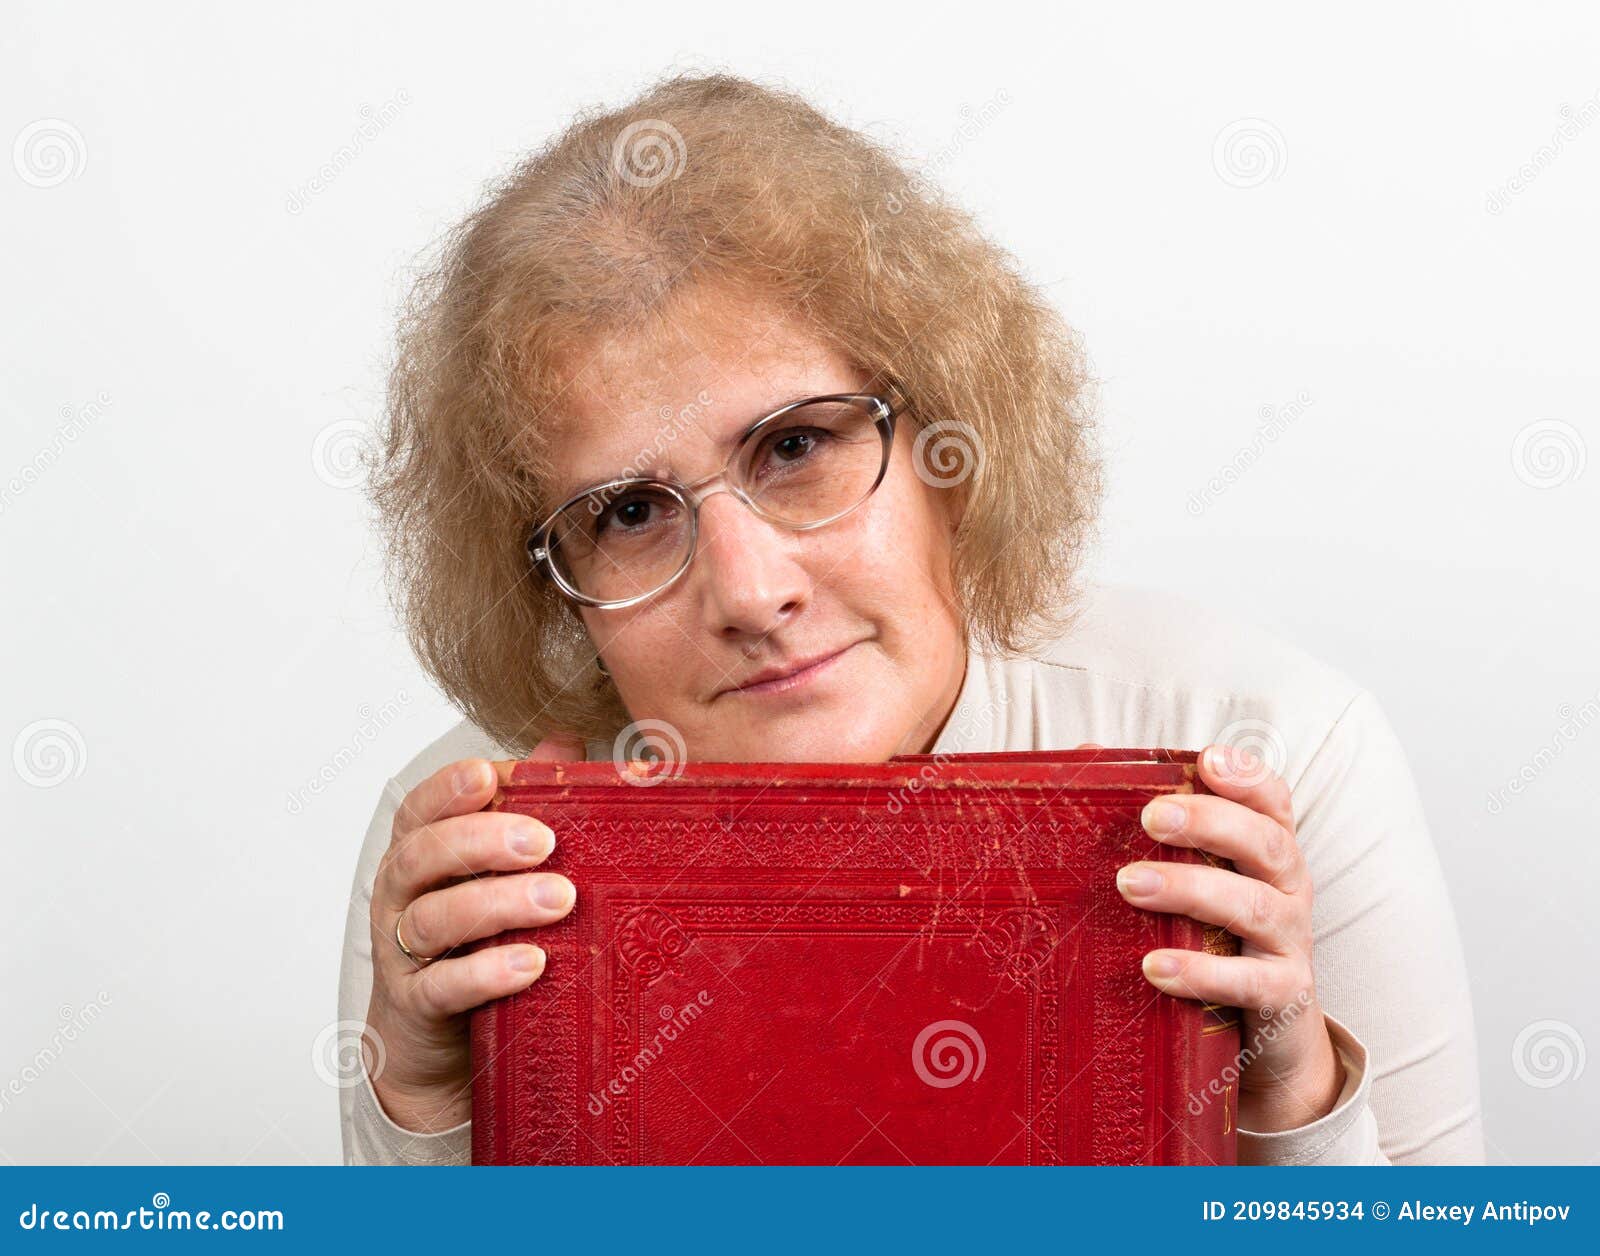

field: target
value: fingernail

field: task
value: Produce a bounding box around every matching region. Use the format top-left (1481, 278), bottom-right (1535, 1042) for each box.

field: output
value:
top-left (1142, 800), bottom-right (1185, 836)
top-left (1203, 746), bottom-right (1228, 775)
top-left (1117, 864), bottom-right (1163, 897)
top-left (510, 823), bottom-right (553, 857)
top-left (1143, 952), bottom-right (1181, 979)
top-left (454, 763), bottom-right (483, 794)
top-left (534, 877), bottom-right (574, 910)
top-left (509, 945), bottom-right (544, 974)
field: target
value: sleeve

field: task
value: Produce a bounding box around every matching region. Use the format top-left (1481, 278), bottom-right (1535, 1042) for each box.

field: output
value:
top-left (337, 775), bottom-right (473, 1166)
top-left (1240, 688), bottom-right (1484, 1165)
top-left (1238, 1012), bottom-right (1388, 1164)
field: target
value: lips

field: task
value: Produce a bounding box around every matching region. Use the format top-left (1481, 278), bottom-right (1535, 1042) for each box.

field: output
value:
top-left (722, 643), bottom-right (857, 696)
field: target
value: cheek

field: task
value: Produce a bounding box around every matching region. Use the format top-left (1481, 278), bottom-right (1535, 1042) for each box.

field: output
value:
top-left (853, 471), bottom-right (957, 586)
top-left (806, 477), bottom-right (958, 623)
top-left (584, 603), bottom-right (679, 672)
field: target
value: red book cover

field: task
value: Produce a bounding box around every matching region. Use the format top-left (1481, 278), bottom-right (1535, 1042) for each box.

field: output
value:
top-left (470, 749), bottom-right (1241, 1165)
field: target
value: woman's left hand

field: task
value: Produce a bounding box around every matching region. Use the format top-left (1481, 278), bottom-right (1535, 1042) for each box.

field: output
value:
top-left (1115, 742), bottom-right (1346, 1133)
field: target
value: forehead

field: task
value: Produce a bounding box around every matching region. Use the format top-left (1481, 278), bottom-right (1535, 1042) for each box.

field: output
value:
top-left (545, 286), bottom-right (862, 494)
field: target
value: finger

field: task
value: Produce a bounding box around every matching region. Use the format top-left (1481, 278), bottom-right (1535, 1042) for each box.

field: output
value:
top-left (1075, 742), bottom-right (1104, 749)
top-left (1139, 947), bottom-right (1282, 1013)
top-left (1138, 794), bottom-right (1307, 893)
top-left (1116, 860), bottom-right (1303, 955)
top-left (397, 872), bottom-right (577, 962)
top-left (1196, 744), bottom-right (1295, 833)
top-left (393, 759), bottom-right (497, 836)
top-left (529, 733), bottom-right (586, 761)
top-left (403, 943), bottom-right (549, 1021)
top-left (377, 810), bottom-right (556, 912)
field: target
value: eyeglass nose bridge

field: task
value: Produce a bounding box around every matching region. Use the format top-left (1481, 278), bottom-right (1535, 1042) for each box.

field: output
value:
top-left (676, 467), bottom-right (740, 512)
top-left (674, 466), bottom-right (785, 527)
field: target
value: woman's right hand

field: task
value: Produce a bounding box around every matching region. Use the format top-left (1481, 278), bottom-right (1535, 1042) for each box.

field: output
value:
top-left (362, 737), bottom-right (584, 1133)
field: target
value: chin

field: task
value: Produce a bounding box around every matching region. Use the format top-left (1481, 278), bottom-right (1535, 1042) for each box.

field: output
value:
top-left (697, 710), bottom-right (902, 764)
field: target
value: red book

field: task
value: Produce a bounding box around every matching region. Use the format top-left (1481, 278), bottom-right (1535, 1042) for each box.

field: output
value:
top-left (470, 749), bottom-right (1241, 1165)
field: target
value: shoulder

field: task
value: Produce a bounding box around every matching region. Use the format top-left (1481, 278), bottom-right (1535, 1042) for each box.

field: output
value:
top-left (387, 718), bottom-right (516, 794)
top-left (1030, 581), bottom-right (1365, 712)
top-left (962, 581), bottom-right (1378, 795)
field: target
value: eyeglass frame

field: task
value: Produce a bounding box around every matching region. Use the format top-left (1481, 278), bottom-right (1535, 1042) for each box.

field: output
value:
top-left (526, 391), bottom-right (907, 611)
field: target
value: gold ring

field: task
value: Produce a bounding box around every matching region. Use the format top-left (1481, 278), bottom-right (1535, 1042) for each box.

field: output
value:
top-left (395, 912), bottom-right (436, 966)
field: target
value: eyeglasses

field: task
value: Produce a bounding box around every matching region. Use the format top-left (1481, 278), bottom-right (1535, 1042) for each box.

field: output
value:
top-left (527, 392), bottom-right (905, 610)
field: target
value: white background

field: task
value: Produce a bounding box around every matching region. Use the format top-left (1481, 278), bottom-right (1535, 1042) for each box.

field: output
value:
top-left (2, 0), bottom-right (1595, 1165)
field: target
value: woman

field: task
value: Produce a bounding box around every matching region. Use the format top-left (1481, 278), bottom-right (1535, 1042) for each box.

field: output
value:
top-left (338, 72), bottom-right (1481, 1165)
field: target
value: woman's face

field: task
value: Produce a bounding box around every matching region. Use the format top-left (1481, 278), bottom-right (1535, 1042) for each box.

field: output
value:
top-left (547, 286), bottom-right (968, 762)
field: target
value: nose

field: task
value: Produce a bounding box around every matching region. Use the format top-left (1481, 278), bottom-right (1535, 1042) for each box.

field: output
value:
top-left (691, 489), bottom-right (810, 639)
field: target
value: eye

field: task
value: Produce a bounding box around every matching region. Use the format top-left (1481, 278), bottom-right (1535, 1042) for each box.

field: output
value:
top-left (586, 486), bottom-right (685, 543)
top-left (594, 494), bottom-right (655, 536)
top-left (758, 426), bottom-right (827, 469)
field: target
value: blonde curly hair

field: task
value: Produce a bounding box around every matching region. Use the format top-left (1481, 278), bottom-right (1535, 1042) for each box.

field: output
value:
top-left (372, 71), bottom-right (1102, 755)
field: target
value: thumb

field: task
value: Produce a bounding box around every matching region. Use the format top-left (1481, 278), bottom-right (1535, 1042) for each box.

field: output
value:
top-left (529, 732), bottom-right (587, 761)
